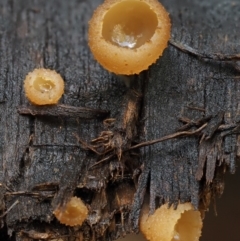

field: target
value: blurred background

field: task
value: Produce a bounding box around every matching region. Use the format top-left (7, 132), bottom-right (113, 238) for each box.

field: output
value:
top-left (119, 161), bottom-right (240, 241)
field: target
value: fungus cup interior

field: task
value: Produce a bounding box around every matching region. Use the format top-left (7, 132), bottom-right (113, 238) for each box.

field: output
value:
top-left (172, 210), bottom-right (202, 241)
top-left (140, 203), bottom-right (202, 241)
top-left (102, 1), bottom-right (158, 49)
top-left (33, 77), bottom-right (55, 93)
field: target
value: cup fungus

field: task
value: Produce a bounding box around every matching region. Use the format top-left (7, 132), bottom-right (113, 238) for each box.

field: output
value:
top-left (88, 0), bottom-right (171, 75)
top-left (24, 68), bottom-right (64, 105)
top-left (53, 197), bottom-right (88, 227)
top-left (140, 203), bottom-right (202, 241)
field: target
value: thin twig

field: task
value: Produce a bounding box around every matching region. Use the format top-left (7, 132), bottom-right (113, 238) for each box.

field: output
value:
top-left (90, 123), bottom-right (207, 168)
top-left (218, 123), bottom-right (237, 131)
top-left (0, 183), bottom-right (13, 192)
top-left (128, 123), bottom-right (207, 151)
top-left (177, 116), bottom-right (211, 131)
top-left (0, 200), bottom-right (19, 218)
top-left (89, 154), bottom-right (115, 169)
top-left (170, 39), bottom-right (240, 61)
top-left (73, 133), bottom-right (102, 155)
top-left (185, 105), bottom-right (205, 112)
top-left (6, 191), bottom-right (55, 197)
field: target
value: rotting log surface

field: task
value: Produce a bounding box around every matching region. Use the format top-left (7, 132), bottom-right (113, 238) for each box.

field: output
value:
top-left (0, 0), bottom-right (240, 240)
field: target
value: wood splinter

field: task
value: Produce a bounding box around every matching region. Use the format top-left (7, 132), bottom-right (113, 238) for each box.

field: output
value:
top-left (18, 104), bottom-right (109, 119)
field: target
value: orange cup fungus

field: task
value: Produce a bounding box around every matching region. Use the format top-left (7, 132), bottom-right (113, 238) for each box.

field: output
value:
top-left (24, 68), bottom-right (64, 105)
top-left (88, 0), bottom-right (171, 75)
top-left (140, 203), bottom-right (202, 241)
top-left (53, 197), bottom-right (88, 227)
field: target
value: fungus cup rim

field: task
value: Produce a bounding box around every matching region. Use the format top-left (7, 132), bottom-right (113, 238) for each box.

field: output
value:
top-left (140, 202), bottom-right (202, 241)
top-left (88, 0), bottom-right (171, 75)
top-left (24, 68), bottom-right (64, 105)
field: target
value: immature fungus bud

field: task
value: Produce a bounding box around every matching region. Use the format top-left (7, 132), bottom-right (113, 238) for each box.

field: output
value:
top-left (88, 0), bottom-right (171, 75)
top-left (53, 197), bottom-right (88, 227)
top-left (24, 68), bottom-right (64, 105)
top-left (140, 203), bottom-right (202, 241)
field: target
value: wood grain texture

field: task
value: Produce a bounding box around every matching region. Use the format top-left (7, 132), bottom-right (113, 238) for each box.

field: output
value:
top-left (0, 0), bottom-right (239, 240)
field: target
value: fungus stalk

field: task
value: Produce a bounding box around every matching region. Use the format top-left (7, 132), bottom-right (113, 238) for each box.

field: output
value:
top-left (24, 68), bottom-right (64, 105)
top-left (88, 0), bottom-right (171, 75)
top-left (87, 0), bottom-right (171, 163)
top-left (140, 203), bottom-right (203, 241)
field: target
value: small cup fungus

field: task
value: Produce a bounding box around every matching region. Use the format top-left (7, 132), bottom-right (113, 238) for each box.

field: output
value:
top-left (140, 203), bottom-right (202, 241)
top-left (88, 0), bottom-right (171, 75)
top-left (24, 68), bottom-right (64, 105)
top-left (53, 197), bottom-right (88, 227)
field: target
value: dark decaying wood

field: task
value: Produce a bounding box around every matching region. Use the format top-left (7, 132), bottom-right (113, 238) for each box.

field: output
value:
top-left (0, 0), bottom-right (240, 240)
